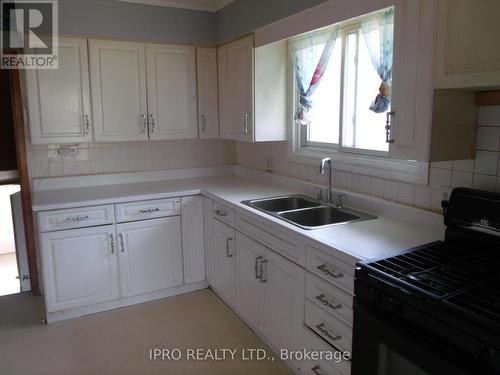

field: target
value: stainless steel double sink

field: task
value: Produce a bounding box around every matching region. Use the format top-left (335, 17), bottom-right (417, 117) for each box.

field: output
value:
top-left (241, 194), bottom-right (376, 230)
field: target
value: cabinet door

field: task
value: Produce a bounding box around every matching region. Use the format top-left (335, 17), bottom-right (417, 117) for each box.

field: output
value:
top-left (203, 198), bottom-right (216, 285)
top-left (263, 249), bottom-right (305, 353)
top-left (218, 35), bottom-right (254, 142)
top-left (196, 47), bottom-right (219, 139)
top-left (117, 217), bottom-right (183, 297)
top-left (236, 233), bottom-right (266, 332)
top-left (26, 37), bottom-right (92, 144)
top-left (181, 196), bottom-right (205, 284)
top-left (212, 219), bottom-right (236, 306)
top-left (436, 0), bottom-right (500, 89)
top-left (389, 0), bottom-right (437, 161)
top-left (146, 44), bottom-right (197, 140)
top-left (89, 39), bottom-right (148, 142)
top-left (40, 225), bottom-right (118, 312)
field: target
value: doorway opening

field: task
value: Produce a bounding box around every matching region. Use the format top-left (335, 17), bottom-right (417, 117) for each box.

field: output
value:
top-left (0, 69), bottom-right (38, 296)
top-left (0, 184), bottom-right (24, 295)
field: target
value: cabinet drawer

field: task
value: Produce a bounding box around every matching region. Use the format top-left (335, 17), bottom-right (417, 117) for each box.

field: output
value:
top-left (301, 327), bottom-right (351, 375)
top-left (306, 273), bottom-right (353, 326)
top-left (212, 200), bottom-right (235, 227)
top-left (305, 301), bottom-right (352, 353)
top-left (38, 205), bottom-right (114, 232)
top-left (236, 213), bottom-right (306, 266)
top-left (306, 246), bottom-right (354, 294)
top-left (115, 198), bottom-right (180, 223)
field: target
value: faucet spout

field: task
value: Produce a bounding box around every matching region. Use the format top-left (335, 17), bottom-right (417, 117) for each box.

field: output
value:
top-left (319, 158), bottom-right (332, 203)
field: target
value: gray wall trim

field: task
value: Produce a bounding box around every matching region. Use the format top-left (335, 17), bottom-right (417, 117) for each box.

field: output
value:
top-left (59, 0), bottom-right (216, 45)
top-left (215, 0), bottom-right (327, 44)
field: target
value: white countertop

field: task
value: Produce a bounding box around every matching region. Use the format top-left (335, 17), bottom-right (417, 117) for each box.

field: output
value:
top-left (32, 174), bottom-right (444, 265)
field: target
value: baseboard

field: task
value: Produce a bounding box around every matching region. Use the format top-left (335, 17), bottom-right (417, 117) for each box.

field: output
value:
top-left (46, 281), bottom-right (209, 323)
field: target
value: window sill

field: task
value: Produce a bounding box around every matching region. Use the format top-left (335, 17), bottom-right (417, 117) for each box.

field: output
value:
top-left (288, 145), bottom-right (429, 185)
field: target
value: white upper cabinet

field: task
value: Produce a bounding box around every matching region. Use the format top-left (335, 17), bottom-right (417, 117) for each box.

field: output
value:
top-left (218, 35), bottom-right (287, 143)
top-left (196, 47), bottom-right (219, 139)
top-left (26, 37), bottom-right (92, 144)
top-left (435, 0), bottom-right (500, 89)
top-left (218, 35), bottom-right (254, 142)
top-left (146, 44), bottom-right (198, 140)
top-left (89, 39), bottom-right (149, 142)
top-left (388, 0), bottom-right (438, 161)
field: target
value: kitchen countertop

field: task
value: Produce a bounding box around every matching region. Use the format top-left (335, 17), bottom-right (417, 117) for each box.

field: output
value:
top-left (32, 175), bottom-right (444, 265)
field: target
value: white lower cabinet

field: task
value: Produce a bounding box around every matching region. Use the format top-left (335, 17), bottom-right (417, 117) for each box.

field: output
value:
top-left (235, 232), bottom-right (305, 362)
top-left (116, 217), bottom-right (183, 297)
top-left (211, 219), bottom-right (236, 307)
top-left (181, 196), bottom-right (206, 284)
top-left (236, 233), bottom-right (266, 331)
top-left (40, 225), bottom-right (119, 312)
top-left (262, 247), bottom-right (305, 353)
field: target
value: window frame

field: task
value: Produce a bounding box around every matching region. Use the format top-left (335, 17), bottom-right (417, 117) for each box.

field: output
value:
top-left (297, 20), bottom-right (389, 157)
top-left (287, 14), bottom-right (429, 186)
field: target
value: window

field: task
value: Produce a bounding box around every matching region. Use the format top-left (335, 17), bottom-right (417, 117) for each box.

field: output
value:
top-left (289, 8), bottom-right (394, 155)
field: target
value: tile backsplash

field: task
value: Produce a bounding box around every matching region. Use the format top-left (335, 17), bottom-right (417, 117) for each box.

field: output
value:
top-left (236, 106), bottom-right (500, 213)
top-left (27, 139), bottom-right (235, 180)
top-left (27, 105), bottom-right (500, 214)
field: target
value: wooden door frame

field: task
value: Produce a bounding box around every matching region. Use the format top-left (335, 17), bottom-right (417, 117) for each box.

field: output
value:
top-left (9, 69), bottom-right (40, 296)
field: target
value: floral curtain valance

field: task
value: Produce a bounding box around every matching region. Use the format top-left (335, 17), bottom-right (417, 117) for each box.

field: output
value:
top-left (361, 8), bottom-right (395, 113)
top-left (288, 26), bottom-right (340, 126)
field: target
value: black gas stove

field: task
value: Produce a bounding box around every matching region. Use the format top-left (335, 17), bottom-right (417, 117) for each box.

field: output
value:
top-left (352, 188), bottom-right (500, 375)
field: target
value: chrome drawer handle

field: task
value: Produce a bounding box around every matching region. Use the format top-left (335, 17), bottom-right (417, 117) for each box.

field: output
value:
top-left (311, 365), bottom-right (324, 375)
top-left (141, 114), bottom-right (147, 133)
top-left (214, 209), bottom-right (228, 217)
top-left (119, 233), bottom-right (125, 253)
top-left (315, 294), bottom-right (342, 310)
top-left (149, 114), bottom-right (155, 132)
top-left (315, 323), bottom-right (341, 341)
top-left (226, 238), bottom-right (234, 258)
top-left (243, 112), bottom-right (251, 134)
top-left (84, 114), bottom-right (91, 134)
top-left (64, 215), bottom-right (89, 222)
top-left (317, 264), bottom-right (344, 279)
top-left (255, 256), bottom-right (262, 279)
top-left (200, 113), bottom-right (206, 132)
top-left (258, 259), bottom-right (268, 283)
top-left (139, 208), bottom-right (160, 214)
top-left (109, 234), bottom-right (115, 254)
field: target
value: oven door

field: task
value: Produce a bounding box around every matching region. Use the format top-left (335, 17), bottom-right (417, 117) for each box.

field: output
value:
top-left (352, 297), bottom-right (475, 375)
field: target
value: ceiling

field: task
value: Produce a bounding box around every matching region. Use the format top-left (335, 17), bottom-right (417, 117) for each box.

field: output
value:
top-left (115, 0), bottom-right (234, 12)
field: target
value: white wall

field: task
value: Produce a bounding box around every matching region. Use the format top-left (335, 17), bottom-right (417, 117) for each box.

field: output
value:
top-left (236, 106), bottom-right (500, 213)
top-left (0, 185), bottom-right (21, 255)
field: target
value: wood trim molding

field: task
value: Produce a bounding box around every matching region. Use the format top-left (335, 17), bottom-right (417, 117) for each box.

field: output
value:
top-left (9, 70), bottom-right (40, 296)
top-left (476, 91), bottom-right (500, 106)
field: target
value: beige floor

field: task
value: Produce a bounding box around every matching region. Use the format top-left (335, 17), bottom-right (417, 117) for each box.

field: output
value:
top-left (0, 253), bottom-right (20, 296)
top-left (0, 289), bottom-right (294, 375)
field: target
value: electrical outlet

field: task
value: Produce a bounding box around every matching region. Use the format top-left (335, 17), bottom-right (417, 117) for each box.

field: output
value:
top-left (266, 157), bottom-right (274, 172)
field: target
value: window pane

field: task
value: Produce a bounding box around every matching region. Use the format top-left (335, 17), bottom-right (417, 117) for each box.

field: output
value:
top-left (306, 39), bottom-right (342, 144)
top-left (342, 30), bottom-right (389, 152)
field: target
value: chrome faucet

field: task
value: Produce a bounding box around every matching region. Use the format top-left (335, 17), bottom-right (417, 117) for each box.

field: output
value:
top-left (319, 158), bottom-right (332, 203)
